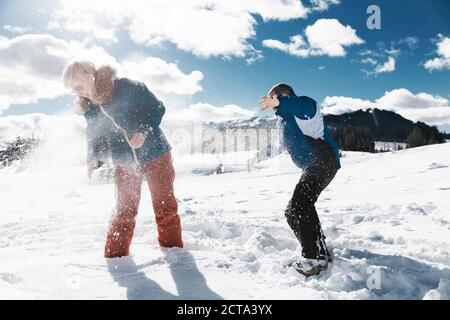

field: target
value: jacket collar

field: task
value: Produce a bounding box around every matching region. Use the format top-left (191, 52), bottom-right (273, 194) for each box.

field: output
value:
top-left (92, 65), bottom-right (117, 106)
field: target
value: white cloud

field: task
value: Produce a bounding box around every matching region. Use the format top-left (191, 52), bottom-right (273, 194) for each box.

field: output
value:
top-left (358, 49), bottom-right (381, 57)
top-left (397, 37), bottom-right (419, 50)
top-left (376, 88), bottom-right (448, 110)
top-left (322, 88), bottom-right (450, 125)
top-left (49, 0), bottom-right (339, 61)
top-left (374, 56), bottom-right (396, 74)
top-left (305, 19), bottom-right (364, 57)
top-left (122, 57), bottom-right (203, 95)
top-left (263, 19), bottom-right (364, 58)
top-left (3, 25), bottom-right (31, 34)
top-left (357, 37), bottom-right (418, 76)
top-left (219, 0), bottom-right (310, 22)
top-left (49, 1), bottom-right (127, 43)
top-left (424, 35), bottom-right (450, 71)
top-left (0, 34), bottom-right (205, 112)
top-left (385, 48), bottom-right (401, 57)
top-left (361, 57), bottom-right (377, 65)
top-left (309, 0), bottom-right (340, 12)
top-left (321, 96), bottom-right (375, 114)
top-left (262, 35), bottom-right (310, 58)
top-left (166, 103), bottom-right (256, 123)
top-left (126, 1), bottom-right (257, 59)
top-left (0, 34), bottom-right (119, 112)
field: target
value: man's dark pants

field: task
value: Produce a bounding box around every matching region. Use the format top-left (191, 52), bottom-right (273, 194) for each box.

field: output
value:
top-left (285, 137), bottom-right (338, 260)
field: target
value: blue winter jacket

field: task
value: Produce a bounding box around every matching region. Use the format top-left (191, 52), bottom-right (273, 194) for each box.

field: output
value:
top-left (84, 78), bottom-right (171, 165)
top-left (275, 95), bottom-right (341, 170)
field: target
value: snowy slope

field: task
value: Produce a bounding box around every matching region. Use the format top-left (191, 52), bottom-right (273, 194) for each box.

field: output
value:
top-left (0, 143), bottom-right (449, 299)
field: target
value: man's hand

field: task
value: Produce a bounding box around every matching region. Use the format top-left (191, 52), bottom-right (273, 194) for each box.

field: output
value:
top-left (129, 132), bottom-right (147, 149)
top-left (259, 95), bottom-right (280, 111)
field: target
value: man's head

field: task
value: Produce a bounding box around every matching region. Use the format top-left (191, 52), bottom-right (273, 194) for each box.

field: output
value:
top-left (268, 83), bottom-right (296, 98)
top-left (63, 61), bottom-right (96, 100)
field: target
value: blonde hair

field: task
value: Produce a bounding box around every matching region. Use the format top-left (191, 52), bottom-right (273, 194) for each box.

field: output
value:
top-left (62, 61), bottom-right (96, 89)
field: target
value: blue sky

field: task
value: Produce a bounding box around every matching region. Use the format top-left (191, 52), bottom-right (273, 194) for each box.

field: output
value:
top-left (1, 0), bottom-right (450, 131)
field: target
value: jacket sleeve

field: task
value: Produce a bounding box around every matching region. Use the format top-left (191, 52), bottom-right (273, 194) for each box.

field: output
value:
top-left (275, 96), bottom-right (317, 120)
top-left (84, 104), bottom-right (110, 163)
top-left (134, 82), bottom-right (165, 136)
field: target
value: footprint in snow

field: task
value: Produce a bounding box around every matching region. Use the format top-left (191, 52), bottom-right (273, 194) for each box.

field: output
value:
top-left (0, 273), bottom-right (23, 285)
top-left (428, 163), bottom-right (448, 170)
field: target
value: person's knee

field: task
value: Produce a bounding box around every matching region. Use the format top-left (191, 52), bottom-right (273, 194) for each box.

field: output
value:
top-left (284, 211), bottom-right (298, 231)
top-left (155, 210), bottom-right (180, 226)
top-left (152, 191), bottom-right (178, 214)
top-left (287, 195), bottom-right (314, 212)
top-left (114, 203), bottom-right (139, 221)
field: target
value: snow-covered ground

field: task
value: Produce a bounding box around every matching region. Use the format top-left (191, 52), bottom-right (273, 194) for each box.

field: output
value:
top-left (1, 142), bottom-right (450, 299)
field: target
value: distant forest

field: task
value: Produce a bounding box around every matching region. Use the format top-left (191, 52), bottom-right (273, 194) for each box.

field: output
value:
top-left (325, 108), bottom-right (446, 152)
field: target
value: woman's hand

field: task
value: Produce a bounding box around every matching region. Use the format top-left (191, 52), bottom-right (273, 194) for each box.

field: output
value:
top-left (259, 96), bottom-right (280, 111)
top-left (74, 96), bottom-right (91, 114)
top-left (129, 132), bottom-right (147, 149)
top-left (87, 160), bottom-right (103, 179)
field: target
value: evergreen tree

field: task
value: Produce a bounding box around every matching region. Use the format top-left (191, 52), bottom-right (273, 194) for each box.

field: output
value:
top-left (406, 127), bottom-right (426, 148)
top-left (0, 136), bottom-right (40, 167)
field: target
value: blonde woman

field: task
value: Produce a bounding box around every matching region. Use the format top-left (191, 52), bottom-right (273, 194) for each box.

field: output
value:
top-left (63, 61), bottom-right (183, 258)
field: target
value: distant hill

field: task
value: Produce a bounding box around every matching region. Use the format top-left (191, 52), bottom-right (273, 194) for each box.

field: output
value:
top-left (324, 108), bottom-right (445, 152)
top-left (325, 108), bottom-right (443, 142)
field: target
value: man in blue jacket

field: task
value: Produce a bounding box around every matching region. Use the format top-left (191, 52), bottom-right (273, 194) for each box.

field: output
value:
top-left (260, 83), bottom-right (340, 277)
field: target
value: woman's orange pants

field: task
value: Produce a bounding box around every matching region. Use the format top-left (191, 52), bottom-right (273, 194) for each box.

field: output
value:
top-left (104, 152), bottom-right (183, 258)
